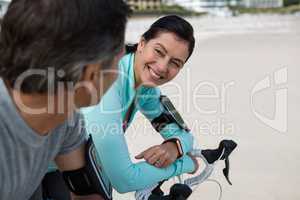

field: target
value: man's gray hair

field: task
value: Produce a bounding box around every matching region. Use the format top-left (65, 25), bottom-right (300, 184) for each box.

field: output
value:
top-left (0, 0), bottom-right (130, 93)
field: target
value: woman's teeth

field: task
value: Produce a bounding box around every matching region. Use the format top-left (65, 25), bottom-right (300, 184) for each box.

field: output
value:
top-left (148, 67), bottom-right (162, 80)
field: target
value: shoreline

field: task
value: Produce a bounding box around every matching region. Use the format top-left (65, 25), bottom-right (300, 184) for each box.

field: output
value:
top-left (129, 4), bottom-right (300, 18)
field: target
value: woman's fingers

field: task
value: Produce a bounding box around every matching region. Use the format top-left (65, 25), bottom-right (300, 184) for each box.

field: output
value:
top-left (135, 145), bottom-right (160, 160)
top-left (135, 152), bottom-right (144, 159)
top-left (156, 155), bottom-right (169, 168)
top-left (135, 144), bottom-right (177, 168)
top-left (147, 148), bottom-right (171, 168)
top-left (147, 152), bottom-right (161, 165)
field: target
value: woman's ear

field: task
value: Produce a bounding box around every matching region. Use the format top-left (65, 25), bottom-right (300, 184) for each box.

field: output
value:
top-left (137, 37), bottom-right (146, 53)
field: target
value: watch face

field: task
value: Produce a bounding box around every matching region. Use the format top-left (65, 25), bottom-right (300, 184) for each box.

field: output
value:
top-left (175, 139), bottom-right (183, 157)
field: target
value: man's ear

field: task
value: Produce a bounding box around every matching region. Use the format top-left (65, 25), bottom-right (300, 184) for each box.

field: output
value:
top-left (74, 63), bottom-right (101, 108)
top-left (80, 63), bottom-right (100, 82)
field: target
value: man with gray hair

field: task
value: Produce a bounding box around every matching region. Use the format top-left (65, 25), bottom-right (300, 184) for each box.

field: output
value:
top-left (0, 0), bottom-right (130, 199)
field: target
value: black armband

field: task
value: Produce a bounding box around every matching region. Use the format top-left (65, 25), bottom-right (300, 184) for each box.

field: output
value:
top-left (62, 135), bottom-right (112, 200)
top-left (151, 95), bottom-right (190, 133)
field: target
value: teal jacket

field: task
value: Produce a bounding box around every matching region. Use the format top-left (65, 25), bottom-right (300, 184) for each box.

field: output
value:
top-left (81, 53), bottom-right (195, 193)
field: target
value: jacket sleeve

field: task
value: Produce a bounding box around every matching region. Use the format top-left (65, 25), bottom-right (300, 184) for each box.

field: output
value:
top-left (81, 84), bottom-right (195, 193)
top-left (136, 87), bottom-right (194, 154)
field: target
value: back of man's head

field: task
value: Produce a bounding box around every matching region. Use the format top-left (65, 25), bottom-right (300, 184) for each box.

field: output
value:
top-left (0, 0), bottom-right (130, 93)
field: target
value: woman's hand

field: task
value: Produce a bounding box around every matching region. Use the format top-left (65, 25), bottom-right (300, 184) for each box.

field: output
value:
top-left (135, 142), bottom-right (179, 168)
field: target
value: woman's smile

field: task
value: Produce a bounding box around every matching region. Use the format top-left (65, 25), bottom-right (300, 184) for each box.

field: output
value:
top-left (134, 31), bottom-right (190, 88)
top-left (147, 65), bottom-right (164, 81)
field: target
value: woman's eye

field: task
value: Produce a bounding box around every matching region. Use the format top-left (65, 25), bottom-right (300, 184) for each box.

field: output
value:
top-left (155, 49), bottom-right (164, 57)
top-left (171, 61), bottom-right (181, 69)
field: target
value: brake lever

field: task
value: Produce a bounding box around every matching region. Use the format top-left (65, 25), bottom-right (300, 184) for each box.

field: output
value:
top-left (220, 140), bottom-right (236, 185)
top-left (201, 140), bottom-right (237, 163)
top-left (223, 157), bottom-right (232, 185)
top-left (201, 140), bottom-right (237, 185)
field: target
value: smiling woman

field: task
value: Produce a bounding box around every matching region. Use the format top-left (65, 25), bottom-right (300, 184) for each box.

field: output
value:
top-left (42, 15), bottom-right (197, 200)
top-left (134, 32), bottom-right (189, 87)
top-left (130, 15), bottom-right (195, 88)
top-left (83, 14), bottom-right (197, 194)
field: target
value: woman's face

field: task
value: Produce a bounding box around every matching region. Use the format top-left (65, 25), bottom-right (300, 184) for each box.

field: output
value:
top-left (135, 32), bottom-right (189, 87)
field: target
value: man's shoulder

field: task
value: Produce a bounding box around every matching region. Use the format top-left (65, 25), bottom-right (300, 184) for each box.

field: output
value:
top-left (51, 111), bottom-right (84, 137)
top-left (50, 111), bottom-right (86, 155)
top-left (61, 111), bottom-right (83, 129)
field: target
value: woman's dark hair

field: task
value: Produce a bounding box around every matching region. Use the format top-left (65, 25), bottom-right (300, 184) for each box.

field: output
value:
top-left (126, 15), bottom-right (195, 62)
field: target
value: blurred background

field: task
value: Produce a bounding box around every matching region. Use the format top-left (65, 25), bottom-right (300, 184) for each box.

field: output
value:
top-left (1, 0), bottom-right (299, 200)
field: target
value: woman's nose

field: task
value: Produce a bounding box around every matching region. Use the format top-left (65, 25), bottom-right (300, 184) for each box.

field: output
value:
top-left (156, 58), bottom-right (169, 75)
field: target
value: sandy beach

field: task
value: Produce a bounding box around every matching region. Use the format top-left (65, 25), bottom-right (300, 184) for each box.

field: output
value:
top-left (114, 14), bottom-right (300, 200)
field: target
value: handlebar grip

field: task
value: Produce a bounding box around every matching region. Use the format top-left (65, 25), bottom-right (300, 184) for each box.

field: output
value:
top-left (169, 184), bottom-right (192, 200)
top-left (148, 184), bottom-right (192, 200)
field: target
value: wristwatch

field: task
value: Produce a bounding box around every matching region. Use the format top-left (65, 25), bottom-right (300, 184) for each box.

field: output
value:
top-left (163, 138), bottom-right (184, 158)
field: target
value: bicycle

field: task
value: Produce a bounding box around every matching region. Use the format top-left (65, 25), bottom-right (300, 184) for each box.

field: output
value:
top-left (135, 140), bottom-right (237, 200)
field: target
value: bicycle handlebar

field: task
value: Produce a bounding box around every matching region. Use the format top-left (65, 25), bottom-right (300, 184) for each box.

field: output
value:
top-left (185, 140), bottom-right (237, 187)
top-left (135, 140), bottom-right (238, 200)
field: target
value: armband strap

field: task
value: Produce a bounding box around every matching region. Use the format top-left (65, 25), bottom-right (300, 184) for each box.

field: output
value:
top-left (62, 135), bottom-right (112, 200)
top-left (151, 95), bottom-right (190, 132)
